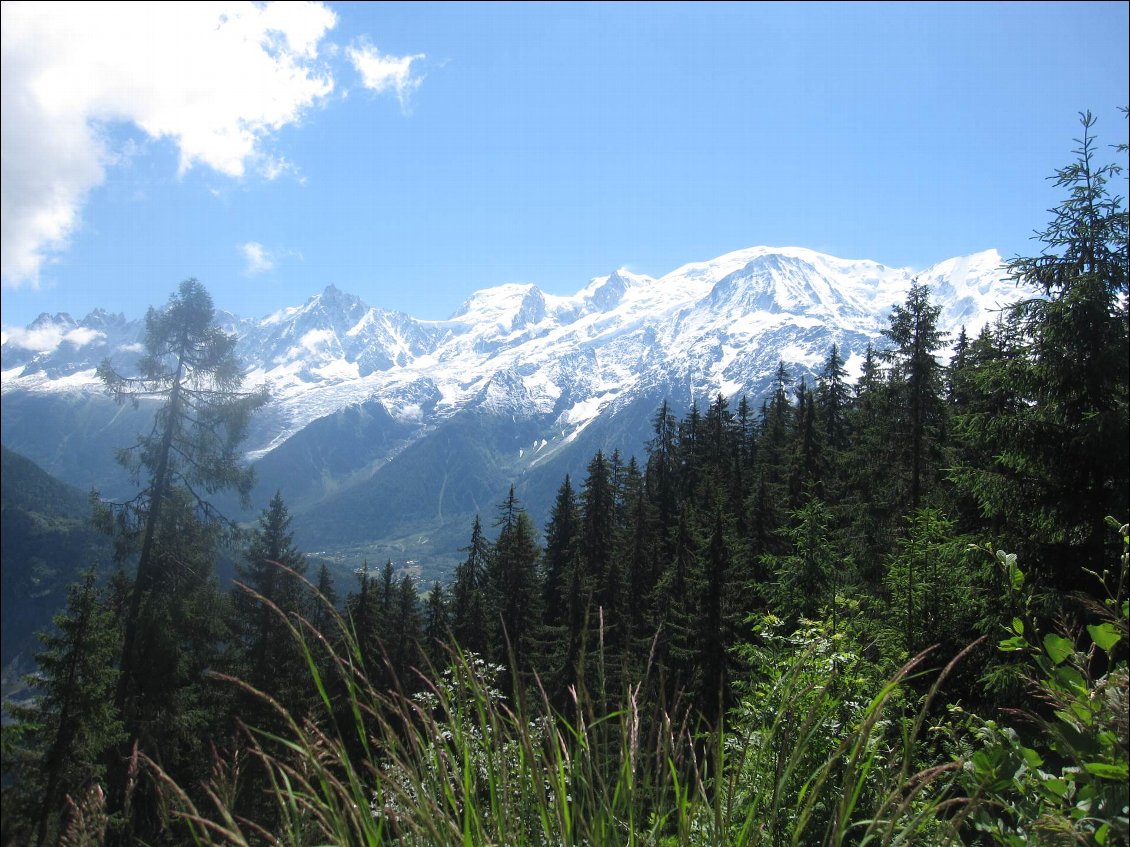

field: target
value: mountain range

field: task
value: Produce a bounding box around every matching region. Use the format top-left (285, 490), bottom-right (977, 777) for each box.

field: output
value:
top-left (1, 245), bottom-right (1024, 582)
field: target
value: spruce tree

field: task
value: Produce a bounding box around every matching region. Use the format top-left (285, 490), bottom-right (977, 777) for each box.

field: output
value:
top-left (842, 342), bottom-right (899, 583)
top-left (881, 279), bottom-right (948, 514)
top-left (422, 581), bottom-right (450, 666)
top-left (5, 570), bottom-right (123, 847)
top-left (308, 561), bottom-right (340, 641)
top-left (231, 491), bottom-right (308, 713)
top-left (816, 344), bottom-right (851, 453)
top-left (696, 506), bottom-right (735, 727)
top-left (483, 488), bottom-right (542, 696)
top-left (451, 515), bottom-right (491, 656)
top-left (387, 574), bottom-right (423, 685)
top-left (954, 112), bottom-right (1128, 589)
top-left (539, 475), bottom-right (580, 687)
top-left (542, 476), bottom-right (580, 632)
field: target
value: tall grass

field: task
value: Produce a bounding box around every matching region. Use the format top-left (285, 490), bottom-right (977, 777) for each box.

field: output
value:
top-left (128, 579), bottom-right (976, 846)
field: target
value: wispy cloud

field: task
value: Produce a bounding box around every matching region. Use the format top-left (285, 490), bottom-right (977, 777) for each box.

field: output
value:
top-left (348, 41), bottom-right (426, 111)
top-left (1, 2), bottom-right (338, 288)
top-left (240, 241), bottom-right (276, 275)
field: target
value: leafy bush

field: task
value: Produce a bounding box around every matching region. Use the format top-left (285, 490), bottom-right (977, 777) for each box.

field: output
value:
top-left (959, 523), bottom-right (1129, 846)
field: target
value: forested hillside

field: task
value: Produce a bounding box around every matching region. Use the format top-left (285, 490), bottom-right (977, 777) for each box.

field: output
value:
top-left (0, 446), bottom-right (114, 696)
top-left (1, 115), bottom-right (1126, 847)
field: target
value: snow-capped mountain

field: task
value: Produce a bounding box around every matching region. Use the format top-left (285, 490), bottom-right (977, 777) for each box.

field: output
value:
top-left (1, 246), bottom-right (1023, 575)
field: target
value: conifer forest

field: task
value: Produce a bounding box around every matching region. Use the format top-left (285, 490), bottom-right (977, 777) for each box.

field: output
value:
top-left (2, 115), bottom-right (1127, 847)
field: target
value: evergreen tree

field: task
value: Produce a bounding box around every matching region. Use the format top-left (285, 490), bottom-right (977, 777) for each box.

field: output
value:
top-left (695, 506), bottom-right (736, 727)
top-left (678, 401), bottom-right (703, 499)
top-left (788, 380), bottom-right (823, 504)
top-left (345, 561), bottom-right (381, 674)
top-left (485, 488), bottom-right (542, 692)
top-left (309, 561), bottom-right (340, 639)
top-left (883, 508), bottom-right (980, 656)
top-left (653, 509), bottom-right (701, 709)
top-left (646, 400), bottom-right (681, 563)
top-left (231, 491), bottom-right (308, 714)
top-left (580, 451), bottom-right (617, 612)
top-left (841, 342), bottom-right (899, 583)
top-left (96, 280), bottom-right (267, 710)
top-left (422, 581), bottom-right (450, 667)
top-left (764, 495), bottom-right (839, 625)
top-left (815, 344), bottom-right (851, 454)
top-left (881, 279), bottom-right (948, 513)
top-left (305, 561), bottom-right (341, 706)
top-left (451, 515), bottom-right (491, 656)
top-left (946, 326), bottom-right (970, 404)
top-left (954, 112), bottom-right (1129, 589)
top-left (702, 393), bottom-right (737, 495)
top-left (758, 362), bottom-right (794, 495)
top-left (4, 570), bottom-right (123, 847)
top-left (541, 475), bottom-right (580, 633)
top-left (95, 280), bottom-right (266, 843)
top-left (387, 574), bottom-right (423, 684)
top-left (623, 469), bottom-right (661, 659)
top-left (538, 475), bottom-right (580, 694)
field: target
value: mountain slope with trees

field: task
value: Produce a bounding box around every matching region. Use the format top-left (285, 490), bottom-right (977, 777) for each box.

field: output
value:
top-left (0, 446), bottom-right (114, 695)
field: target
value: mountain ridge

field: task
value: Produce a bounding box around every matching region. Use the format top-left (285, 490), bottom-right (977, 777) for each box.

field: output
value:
top-left (2, 245), bottom-right (1026, 577)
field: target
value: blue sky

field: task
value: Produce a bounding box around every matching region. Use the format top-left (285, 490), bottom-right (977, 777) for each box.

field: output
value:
top-left (2, 1), bottom-right (1127, 333)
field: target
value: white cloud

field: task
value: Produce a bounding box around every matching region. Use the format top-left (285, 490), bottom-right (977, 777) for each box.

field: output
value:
top-left (240, 241), bottom-right (276, 275)
top-left (63, 326), bottom-right (106, 348)
top-left (299, 328), bottom-right (335, 352)
top-left (4, 324), bottom-right (65, 353)
top-left (348, 41), bottom-right (425, 110)
top-left (1, 322), bottom-right (105, 353)
top-left (1, 1), bottom-right (338, 288)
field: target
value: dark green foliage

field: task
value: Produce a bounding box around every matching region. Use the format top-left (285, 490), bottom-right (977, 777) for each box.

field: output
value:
top-left (422, 580), bottom-right (450, 666)
top-left (541, 475), bottom-right (579, 634)
top-left (881, 279), bottom-right (949, 513)
top-left (962, 529), bottom-right (1129, 845)
top-left (95, 280), bottom-right (267, 691)
top-left (953, 113), bottom-right (1129, 591)
top-left (0, 446), bottom-right (114, 684)
top-left (91, 280), bottom-right (267, 845)
top-left (2, 570), bottom-right (123, 847)
top-left (229, 490), bottom-right (311, 751)
top-left (882, 508), bottom-right (985, 657)
top-left (763, 494), bottom-right (840, 625)
top-left (484, 488), bottom-right (542, 692)
top-left (451, 515), bottom-right (491, 656)
top-left (387, 573), bottom-right (423, 681)
top-left (308, 560), bottom-right (340, 643)
top-left (695, 506), bottom-right (737, 726)
top-left (815, 343), bottom-right (851, 455)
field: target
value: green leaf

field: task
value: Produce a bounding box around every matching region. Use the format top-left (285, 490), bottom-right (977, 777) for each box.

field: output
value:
top-left (1068, 699), bottom-right (1096, 727)
top-left (1083, 761), bottom-right (1129, 781)
top-left (1041, 777), bottom-right (1070, 799)
top-left (1052, 665), bottom-right (1086, 695)
top-left (998, 635), bottom-right (1027, 652)
top-left (1043, 633), bottom-right (1073, 666)
top-left (1020, 746), bottom-right (1043, 769)
top-left (1010, 617), bottom-right (1024, 635)
top-left (1087, 622), bottom-right (1120, 653)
